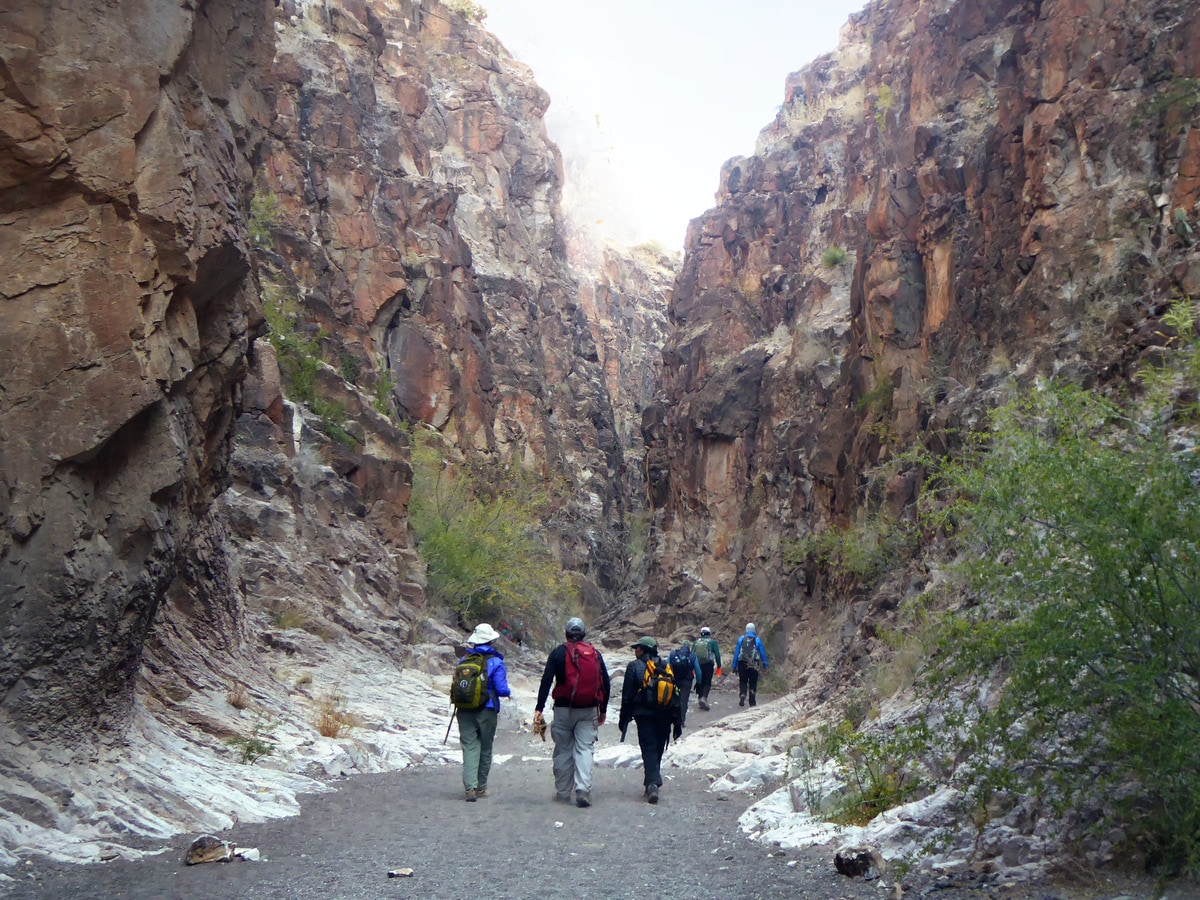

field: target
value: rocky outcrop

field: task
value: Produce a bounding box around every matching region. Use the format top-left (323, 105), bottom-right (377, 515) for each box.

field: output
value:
top-left (646, 0), bottom-right (1200, 666)
top-left (0, 0), bottom-right (274, 739)
top-left (257, 0), bottom-right (635, 600)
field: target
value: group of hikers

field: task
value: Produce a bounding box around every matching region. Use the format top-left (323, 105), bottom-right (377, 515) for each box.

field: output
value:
top-left (448, 618), bottom-right (770, 805)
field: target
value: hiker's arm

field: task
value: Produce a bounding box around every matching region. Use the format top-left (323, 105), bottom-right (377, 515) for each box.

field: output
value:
top-left (713, 641), bottom-right (722, 668)
top-left (599, 655), bottom-right (611, 717)
top-left (731, 637), bottom-right (741, 670)
top-left (491, 657), bottom-right (512, 699)
top-left (534, 645), bottom-right (561, 711)
top-left (759, 638), bottom-right (769, 669)
top-left (692, 656), bottom-right (701, 682)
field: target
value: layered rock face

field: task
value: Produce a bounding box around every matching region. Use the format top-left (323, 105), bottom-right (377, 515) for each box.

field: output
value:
top-left (646, 0), bottom-right (1200, 662)
top-left (0, 0), bottom-right (273, 738)
top-left (258, 0), bottom-right (632, 597)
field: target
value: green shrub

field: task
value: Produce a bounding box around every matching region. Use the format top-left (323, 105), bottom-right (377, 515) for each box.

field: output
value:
top-left (227, 717), bottom-right (276, 765)
top-left (249, 189), bottom-right (279, 247)
top-left (372, 369), bottom-right (396, 416)
top-left (922, 380), bottom-right (1200, 872)
top-left (821, 245), bottom-right (847, 268)
top-left (805, 719), bottom-right (929, 826)
top-left (783, 514), bottom-right (916, 592)
top-left (408, 429), bottom-right (569, 625)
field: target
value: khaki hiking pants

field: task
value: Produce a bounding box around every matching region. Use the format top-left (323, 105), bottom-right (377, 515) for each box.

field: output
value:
top-left (551, 705), bottom-right (598, 796)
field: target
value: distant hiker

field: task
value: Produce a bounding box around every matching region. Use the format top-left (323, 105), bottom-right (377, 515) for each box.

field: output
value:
top-left (667, 640), bottom-right (701, 727)
top-left (451, 623), bottom-right (511, 802)
top-left (731, 622), bottom-right (769, 707)
top-left (692, 626), bottom-right (722, 710)
top-left (618, 636), bottom-right (682, 804)
top-left (533, 617), bottom-right (611, 808)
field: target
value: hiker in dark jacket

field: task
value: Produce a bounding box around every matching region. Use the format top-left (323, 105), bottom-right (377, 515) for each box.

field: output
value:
top-left (534, 617), bottom-right (611, 807)
top-left (668, 640), bottom-right (701, 727)
top-left (456, 623), bottom-right (512, 802)
top-left (692, 626), bottom-right (722, 710)
top-left (618, 636), bottom-right (682, 804)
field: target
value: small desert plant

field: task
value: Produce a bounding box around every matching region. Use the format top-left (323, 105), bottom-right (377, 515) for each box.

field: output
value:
top-left (821, 245), bottom-right (847, 268)
top-left (226, 682), bottom-right (250, 710)
top-left (271, 604), bottom-right (311, 631)
top-left (444, 0), bottom-right (486, 22)
top-left (314, 691), bottom-right (359, 738)
top-left (227, 717), bottom-right (276, 765)
top-left (248, 188), bottom-right (279, 246)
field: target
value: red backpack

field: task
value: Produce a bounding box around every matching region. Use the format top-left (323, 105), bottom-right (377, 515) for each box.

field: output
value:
top-left (552, 641), bottom-right (604, 707)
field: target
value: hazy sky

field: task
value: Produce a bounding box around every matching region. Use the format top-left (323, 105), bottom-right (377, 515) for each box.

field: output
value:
top-left (484, 0), bottom-right (867, 249)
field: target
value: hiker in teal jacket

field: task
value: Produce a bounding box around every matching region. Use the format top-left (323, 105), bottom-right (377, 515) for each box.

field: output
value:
top-left (731, 623), bottom-right (768, 708)
top-left (456, 623), bottom-right (511, 801)
top-left (692, 626), bottom-right (722, 710)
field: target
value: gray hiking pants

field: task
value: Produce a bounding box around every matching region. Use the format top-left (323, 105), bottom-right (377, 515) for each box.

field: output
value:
top-left (551, 705), bottom-right (598, 795)
top-left (458, 706), bottom-right (498, 791)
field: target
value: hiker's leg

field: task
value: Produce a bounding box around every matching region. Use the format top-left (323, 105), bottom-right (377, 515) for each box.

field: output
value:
top-left (748, 667), bottom-right (759, 706)
top-left (550, 707), bottom-right (576, 797)
top-left (678, 679), bottom-right (692, 726)
top-left (698, 663), bottom-right (714, 700)
top-left (649, 715), bottom-right (670, 787)
top-left (634, 714), bottom-right (661, 788)
top-left (476, 707), bottom-right (498, 790)
top-left (572, 707), bottom-right (598, 793)
top-left (458, 709), bottom-right (482, 790)
top-left (738, 665), bottom-right (749, 705)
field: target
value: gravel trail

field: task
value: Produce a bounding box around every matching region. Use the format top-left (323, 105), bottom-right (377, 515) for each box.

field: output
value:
top-left (3, 689), bottom-right (1181, 900)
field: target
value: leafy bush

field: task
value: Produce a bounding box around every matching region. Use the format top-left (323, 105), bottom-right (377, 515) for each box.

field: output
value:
top-left (923, 380), bottom-right (1200, 872)
top-left (408, 428), bottom-right (569, 626)
top-left (803, 719), bottom-right (929, 826)
top-left (784, 514), bottom-right (916, 593)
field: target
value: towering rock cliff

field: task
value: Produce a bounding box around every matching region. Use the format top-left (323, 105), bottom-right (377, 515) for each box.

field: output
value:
top-left (646, 0), bottom-right (1200, 674)
top-left (256, 0), bottom-right (634, 604)
top-left (0, 0), bottom-right (274, 740)
top-left (0, 0), bottom-right (669, 864)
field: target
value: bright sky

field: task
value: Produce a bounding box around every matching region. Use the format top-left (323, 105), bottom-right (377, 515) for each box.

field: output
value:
top-left (484, 0), bottom-right (867, 250)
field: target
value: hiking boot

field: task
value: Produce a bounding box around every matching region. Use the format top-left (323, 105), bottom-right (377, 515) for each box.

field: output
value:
top-left (475, 787), bottom-right (488, 798)
top-left (739, 695), bottom-right (746, 707)
top-left (464, 788), bottom-right (477, 802)
top-left (698, 699), bottom-right (710, 711)
top-left (749, 692), bottom-right (757, 707)
top-left (575, 791), bottom-right (591, 808)
top-left (646, 785), bottom-right (659, 804)
top-left (554, 792), bottom-right (572, 803)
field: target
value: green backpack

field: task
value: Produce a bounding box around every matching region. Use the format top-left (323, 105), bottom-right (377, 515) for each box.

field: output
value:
top-left (693, 638), bottom-right (713, 664)
top-left (450, 653), bottom-right (491, 711)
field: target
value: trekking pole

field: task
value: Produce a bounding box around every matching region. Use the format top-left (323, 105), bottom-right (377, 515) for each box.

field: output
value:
top-left (443, 707), bottom-right (458, 744)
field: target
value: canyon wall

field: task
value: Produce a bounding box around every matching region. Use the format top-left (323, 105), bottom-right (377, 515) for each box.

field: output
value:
top-left (0, 0), bottom-right (274, 740)
top-left (646, 0), bottom-right (1200, 675)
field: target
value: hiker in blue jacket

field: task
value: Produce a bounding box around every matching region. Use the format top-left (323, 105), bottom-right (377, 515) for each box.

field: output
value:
top-left (731, 622), bottom-right (769, 707)
top-left (456, 623), bottom-right (511, 801)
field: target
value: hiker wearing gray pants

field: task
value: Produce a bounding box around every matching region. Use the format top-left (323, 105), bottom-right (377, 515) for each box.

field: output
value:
top-left (534, 617), bottom-right (611, 808)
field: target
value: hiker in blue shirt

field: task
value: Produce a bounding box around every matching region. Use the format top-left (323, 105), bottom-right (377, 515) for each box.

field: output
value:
top-left (731, 622), bottom-right (769, 707)
top-left (455, 623), bottom-right (511, 801)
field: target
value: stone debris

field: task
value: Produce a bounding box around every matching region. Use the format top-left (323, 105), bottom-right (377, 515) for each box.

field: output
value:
top-left (833, 844), bottom-right (886, 878)
top-left (234, 847), bottom-right (261, 862)
top-left (184, 835), bottom-right (234, 865)
top-left (387, 867), bottom-right (415, 878)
